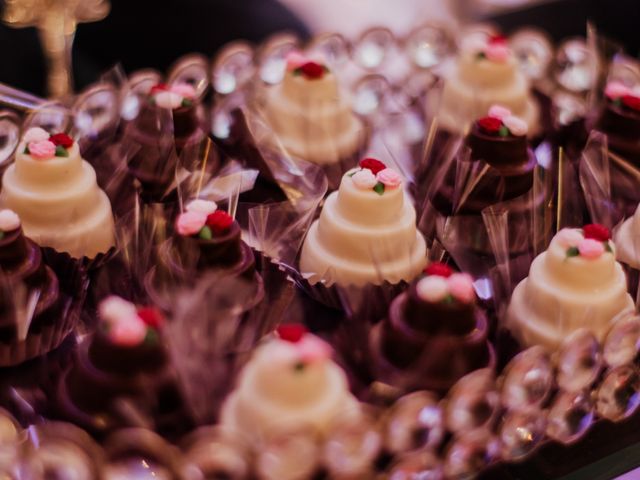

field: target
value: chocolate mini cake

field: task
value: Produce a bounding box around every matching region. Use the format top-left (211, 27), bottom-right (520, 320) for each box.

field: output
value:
top-left (56, 296), bottom-right (189, 437)
top-left (172, 200), bottom-right (256, 280)
top-left (431, 106), bottom-right (536, 216)
top-left (126, 83), bottom-right (205, 202)
top-left (371, 263), bottom-right (493, 393)
top-left (0, 210), bottom-right (61, 340)
top-left (592, 82), bottom-right (640, 218)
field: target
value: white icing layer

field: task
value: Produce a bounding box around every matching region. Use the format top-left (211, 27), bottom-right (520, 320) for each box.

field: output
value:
top-left (615, 204), bottom-right (640, 269)
top-left (300, 170), bottom-right (427, 286)
top-left (0, 142), bottom-right (115, 258)
top-left (507, 230), bottom-right (634, 350)
top-left (435, 50), bottom-right (540, 136)
top-left (263, 71), bottom-right (365, 165)
top-left (221, 337), bottom-right (358, 441)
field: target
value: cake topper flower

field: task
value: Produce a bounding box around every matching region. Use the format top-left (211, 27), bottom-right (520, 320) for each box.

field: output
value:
top-left (150, 82), bottom-right (197, 109)
top-left (276, 324), bottom-right (332, 371)
top-left (22, 128), bottom-right (74, 159)
top-left (0, 209), bottom-right (20, 239)
top-left (604, 81), bottom-right (640, 113)
top-left (176, 200), bottom-right (234, 239)
top-left (99, 296), bottom-right (164, 347)
top-left (417, 263), bottom-right (476, 304)
top-left (474, 34), bottom-right (511, 63)
top-left (286, 51), bottom-right (330, 80)
top-left (349, 158), bottom-right (403, 195)
top-left (557, 225), bottom-right (613, 259)
top-left (477, 105), bottom-right (528, 137)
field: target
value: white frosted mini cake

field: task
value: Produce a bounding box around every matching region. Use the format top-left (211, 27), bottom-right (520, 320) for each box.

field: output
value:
top-left (0, 127), bottom-right (115, 258)
top-left (262, 52), bottom-right (365, 165)
top-left (300, 158), bottom-right (427, 286)
top-left (221, 324), bottom-right (359, 441)
top-left (436, 34), bottom-right (539, 136)
top-left (507, 225), bottom-right (634, 350)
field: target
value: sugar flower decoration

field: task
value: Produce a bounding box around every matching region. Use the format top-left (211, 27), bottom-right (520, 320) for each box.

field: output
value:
top-left (349, 158), bottom-right (402, 195)
top-left (0, 209), bottom-right (20, 236)
top-left (23, 130), bottom-right (74, 160)
top-left (186, 199), bottom-right (218, 215)
top-left (475, 34), bottom-right (511, 63)
top-left (276, 324), bottom-right (332, 371)
top-left (151, 82), bottom-right (197, 109)
top-left (286, 51), bottom-right (329, 80)
top-left (416, 263), bottom-right (476, 304)
top-left (98, 296), bottom-right (163, 347)
top-left (560, 224), bottom-right (613, 259)
top-left (477, 105), bottom-right (528, 137)
top-left (175, 208), bottom-right (234, 239)
top-left (604, 81), bottom-right (640, 112)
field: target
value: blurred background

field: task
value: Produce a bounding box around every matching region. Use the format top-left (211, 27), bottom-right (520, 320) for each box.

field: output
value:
top-left (0, 0), bottom-right (638, 97)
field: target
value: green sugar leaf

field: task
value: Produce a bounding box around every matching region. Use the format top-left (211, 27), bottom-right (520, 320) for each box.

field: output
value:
top-left (373, 182), bottom-right (385, 195)
top-left (0, 231), bottom-right (5, 240)
top-left (605, 241), bottom-right (613, 253)
top-left (566, 246), bottom-right (580, 258)
top-left (182, 99), bottom-right (193, 108)
top-left (294, 361), bottom-right (306, 372)
top-left (144, 328), bottom-right (159, 345)
top-left (476, 51), bottom-right (487, 60)
top-left (498, 125), bottom-right (510, 137)
top-left (198, 225), bottom-right (213, 240)
top-left (54, 145), bottom-right (69, 157)
top-left (23, 146), bottom-right (30, 154)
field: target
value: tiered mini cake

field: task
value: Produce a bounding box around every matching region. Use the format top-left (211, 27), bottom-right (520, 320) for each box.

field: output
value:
top-left (262, 52), bottom-right (365, 165)
top-left (126, 83), bottom-right (203, 201)
top-left (0, 128), bottom-right (115, 258)
top-left (436, 34), bottom-right (539, 136)
top-left (507, 225), bottom-right (634, 350)
top-left (221, 324), bottom-right (359, 441)
top-left (593, 81), bottom-right (640, 218)
top-left (371, 263), bottom-right (493, 392)
top-left (300, 158), bottom-right (427, 286)
top-left (0, 209), bottom-right (61, 341)
top-left (172, 199), bottom-right (255, 279)
top-left (57, 296), bottom-right (186, 435)
top-left (431, 105), bottom-right (536, 215)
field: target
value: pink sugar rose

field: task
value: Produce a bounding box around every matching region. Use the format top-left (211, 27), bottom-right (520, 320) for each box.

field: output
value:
top-left (447, 273), bottom-right (476, 303)
top-left (485, 43), bottom-right (510, 62)
top-left (186, 199), bottom-right (218, 215)
top-left (416, 275), bottom-right (449, 303)
top-left (488, 105), bottom-right (512, 120)
top-left (286, 51), bottom-right (308, 70)
top-left (351, 169), bottom-right (378, 190)
top-left (556, 228), bottom-right (584, 249)
top-left (297, 335), bottom-right (332, 363)
top-left (23, 127), bottom-right (50, 143)
top-left (376, 168), bottom-right (402, 189)
top-left (99, 296), bottom-right (138, 324)
top-left (578, 238), bottom-right (605, 259)
top-left (605, 81), bottom-right (631, 100)
top-left (155, 91), bottom-right (183, 109)
top-left (176, 211), bottom-right (207, 236)
top-left (502, 115), bottom-right (529, 136)
top-left (28, 140), bottom-right (56, 159)
top-left (0, 210), bottom-right (20, 232)
top-left (110, 315), bottom-right (147, 346)
top-left (170, 83), bottom-right (196, 99)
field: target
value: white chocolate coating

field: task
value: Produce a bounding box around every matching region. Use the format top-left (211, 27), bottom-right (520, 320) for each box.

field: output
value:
top-left (0, 142), bottom-right (115, 258)
top-left (615, 204), bottom-right (640, 269)
top-left (221, 337), bottom-right (358, 441)
top-left (507, 230), bottom-right (634, 350)
top-left (262, 71), bottom-right (365, 165)
top-left (300, 170), bottom-right (427, 286)
top-left (435, 50), bottom-right (540, 136)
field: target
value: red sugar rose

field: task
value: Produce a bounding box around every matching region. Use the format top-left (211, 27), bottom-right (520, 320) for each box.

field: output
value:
top-left (488, 34), bottom-right (508, 45)
top-left (359, 158), bottom-right (386, 175)
top-left (150, 83), bottom-right (169, 95)
top-left (583, 224), bottom-right (611, 242)
top-left (477, 116), bottom-right (503, 134)
top-left (277, 324), bottom-right (307, 343)
top-left (137, 307), bottom-right (164, 328)
top-left (206, 210), bottom-right (234, 234)
top-left (49, 133), bottom-right (74, 148)
top-left (622, 95), bottom-right (640, 112)
top-left (299, 62), bottom-right (325, 79)
top-left (424, 262), bottom-right (454, 278)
